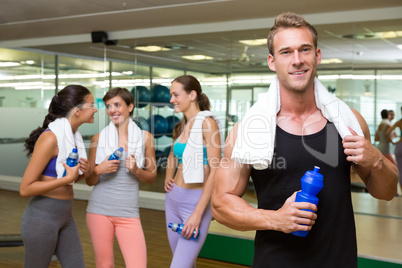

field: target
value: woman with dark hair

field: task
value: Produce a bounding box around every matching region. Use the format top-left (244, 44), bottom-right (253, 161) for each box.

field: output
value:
top-left (20, 84), bottom-right (97, 268)
top-left (164, 75), bottom-right (223, 267)
top-left (86, 87), bottom-right (156, 268)
top-left (375, 109), bottom-right (396, 164)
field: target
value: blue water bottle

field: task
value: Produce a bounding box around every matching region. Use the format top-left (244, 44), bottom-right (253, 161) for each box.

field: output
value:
top-left (291, 166), bottom-right (324, 237)
top-left (63, 148), bottom-right (79, 177)
top-left (168, 223), bottom-right (199, 240)
top-left (108, 147), bottom-right (124, 160)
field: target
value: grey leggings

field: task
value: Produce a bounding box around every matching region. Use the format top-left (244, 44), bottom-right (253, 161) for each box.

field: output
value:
top-left (20, 196), bottom-right (85, 268)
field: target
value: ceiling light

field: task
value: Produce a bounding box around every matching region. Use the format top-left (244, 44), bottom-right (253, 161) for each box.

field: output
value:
top-left (0, 62), bottom-right (21, 67)
top-left (320, 58), bottom-right (343, 64)
top-left (378, 31), bottom-right (402, 38)
top-left (380, 31), bottom-right (398, 38)
top-left (135, 46), bottom-right (170, 52)
top-left (397, 45), bottom-right (402, 50)
top-left (239, 39), bottom-right (266, 46)
top-left (342, 31), bottom-right (402, 40)
top-left (181, 55), bottom-right (213, 61)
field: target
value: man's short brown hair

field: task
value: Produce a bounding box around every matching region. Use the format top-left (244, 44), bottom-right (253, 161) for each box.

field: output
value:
top-left (267, 12), bottom-right (318, 56)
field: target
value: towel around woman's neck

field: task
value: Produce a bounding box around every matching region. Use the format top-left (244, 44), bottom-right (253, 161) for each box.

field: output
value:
top-left (48, 118), bottom-right (86, 179)
top-left (381, 119), bottom-right (390, 125)
top-left (95, 118), bottom-right (145, 169)
top-left (231, 75), bottom-right (364, 170)
top-left (182, 110), bottom-right (224, 183)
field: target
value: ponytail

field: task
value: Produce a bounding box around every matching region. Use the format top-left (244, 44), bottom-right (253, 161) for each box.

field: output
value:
top-left (198, 92), bottom-right (210, 111)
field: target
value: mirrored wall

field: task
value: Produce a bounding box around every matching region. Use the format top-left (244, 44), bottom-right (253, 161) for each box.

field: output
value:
top-left (1, 47), bottom-right (401, 194)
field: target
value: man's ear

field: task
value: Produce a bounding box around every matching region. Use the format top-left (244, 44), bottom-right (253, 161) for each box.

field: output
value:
top-left (267, 54), bottom-right (276, 72)
top-left (316, 48), bottom-right (322, 65)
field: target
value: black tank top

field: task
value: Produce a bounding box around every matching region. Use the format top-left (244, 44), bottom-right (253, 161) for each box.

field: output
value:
top-left (250, 122), bottom-right (357, 268)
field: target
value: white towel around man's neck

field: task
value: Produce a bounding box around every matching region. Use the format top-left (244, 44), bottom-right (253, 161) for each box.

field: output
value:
top-left (231, 76), bottom-right (364, 170)
top-left (48, 118), bottom-right (86, 179)
top-left (182, 110), bottom-right (224, 183)
top-left (96, 119), bottom-right (145, 169)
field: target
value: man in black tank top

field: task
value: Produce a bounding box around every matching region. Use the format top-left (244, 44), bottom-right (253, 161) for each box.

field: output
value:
top-left (211, 12), bottom-right (398, 268)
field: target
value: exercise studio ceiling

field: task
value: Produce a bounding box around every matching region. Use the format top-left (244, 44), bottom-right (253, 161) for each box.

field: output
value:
top-left (0, 0), bottom-right (402, 73)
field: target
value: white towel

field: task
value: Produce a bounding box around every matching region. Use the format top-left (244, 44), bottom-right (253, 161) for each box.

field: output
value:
top-left (381, 119), bottom-right (390, 125)
top-left (231, 76), bottom-right (364, 170)
top-left (48, 118), bottom-right (86, 179)
top-left (182, 110), bottom-right (224, 183)
top-left (96, 118), bottom-right (145, 169)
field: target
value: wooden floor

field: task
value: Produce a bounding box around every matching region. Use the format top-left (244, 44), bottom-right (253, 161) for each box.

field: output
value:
top-left (2, 169), bottom-right (402, 267)
top-left (0, 189), bottom-right (248, 268)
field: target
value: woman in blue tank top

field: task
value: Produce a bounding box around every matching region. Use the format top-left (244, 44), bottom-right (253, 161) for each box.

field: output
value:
top-left (20, 85), bottom-right (97, 268)
top-left (164, 75), bottom-right (222, 268)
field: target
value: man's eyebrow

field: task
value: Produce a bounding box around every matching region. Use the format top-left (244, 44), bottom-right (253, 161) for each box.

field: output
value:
top-left (277, 43), bottom-right (313, 53)
top-left (277, 46), bottom-right (290, 53)
top-left (300, 43), bottom-right (314, 48)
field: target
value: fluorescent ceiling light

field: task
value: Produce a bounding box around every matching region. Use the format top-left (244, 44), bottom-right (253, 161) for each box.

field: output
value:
top-left (343, 31), bottom-right (402, 40)
top-left (0, 62), bottom-right (21, 67)
top-left (182, 55), bottom-right (213, 60)
top-left (135, 46), bottom-right (170, 52)
top-left (321, 58), bottom-right (343, 64)
top-left (24, 60), bottom-right (35, 65)
top-left (378, 31), bottom-right (402, 39)
top-left (380, 32), bottom-right (398, 38)
top-left (239, 39), bottom-right (266, 46)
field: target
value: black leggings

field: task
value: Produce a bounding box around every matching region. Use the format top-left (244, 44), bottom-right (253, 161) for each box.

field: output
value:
top-left (21, 196), bottom-right (85, 268)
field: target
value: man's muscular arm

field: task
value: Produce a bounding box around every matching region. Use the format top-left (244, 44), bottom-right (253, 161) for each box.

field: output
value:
top-left (343, 109), bottom-right (398, 200)
top-left (212, 123), bottom-right (317, 233)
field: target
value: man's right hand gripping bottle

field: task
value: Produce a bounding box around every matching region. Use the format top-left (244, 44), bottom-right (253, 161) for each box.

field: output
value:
top-left (291, 166), bottom-right (324, 237)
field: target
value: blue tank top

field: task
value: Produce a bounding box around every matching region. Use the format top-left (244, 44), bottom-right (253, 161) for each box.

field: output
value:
top-left (173, 140), bottom-right (208, 165)
top-left (41, 129), bottom-right (58, 177)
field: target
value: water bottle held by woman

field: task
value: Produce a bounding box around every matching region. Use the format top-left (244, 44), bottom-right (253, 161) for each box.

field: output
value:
top-left (63, 148), bottom-right (79, 177)
top-left (168, 222), bottom-right (199, 240)
top-left (108, 147), bottom-right (124, 160)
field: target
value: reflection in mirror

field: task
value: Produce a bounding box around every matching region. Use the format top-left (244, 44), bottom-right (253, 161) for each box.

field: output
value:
top-left (0, 21), bottom-right (401, 202)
